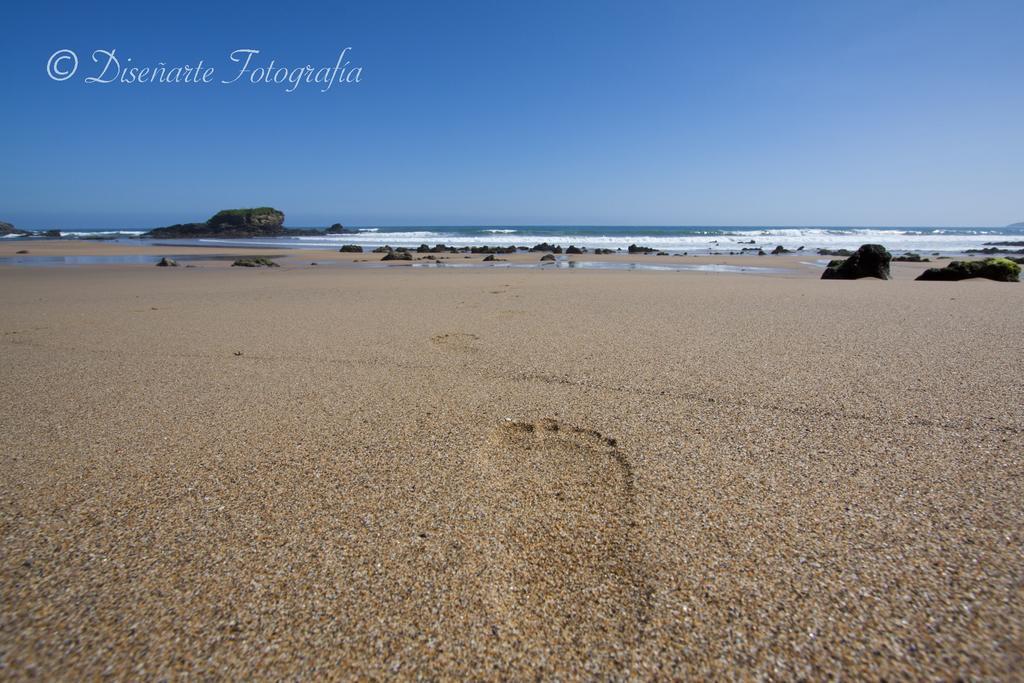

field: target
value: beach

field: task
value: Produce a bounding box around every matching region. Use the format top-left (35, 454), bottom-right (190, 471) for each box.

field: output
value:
top-left (1, 241), bottom-right (1022, 678)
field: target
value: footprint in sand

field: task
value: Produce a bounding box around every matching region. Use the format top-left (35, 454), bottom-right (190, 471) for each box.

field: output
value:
top-left (430, 332), bottom-right (480, 353)
top-left (471, 418), bottom-right (649, 671)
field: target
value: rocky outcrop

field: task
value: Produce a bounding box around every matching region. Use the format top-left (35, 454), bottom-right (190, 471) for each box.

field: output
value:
top-left (540, 254), bottom-right (556, 262)
top-left (967, 246), bottom-right (1024, 255)
top-left (771, 245), bottom-right (791, 254)
top-left (530, 242), bottom-right (562, 253)
top-left (156, 257), bottom-right (179, 267)
top-left (821, 244), bottom-right (892, 280)
top-left (326, 223), bottom-right (359, 234)
top-left (209, 208), bottom-right (283, 230)
top-left (231, 257), bottom-right (279, 268)
top-left (144, 208), bottom-right (287, 239)
top-left (893, 253), bottom-right (928, 262)
top-left (381, 251), bottom-right (412, 261)
top-left (566, 245), bottom-right (584, 254)
top-left (0, 221), bottom-right (29, 236)
top-left (916, 258), bottom-right (1020, 282)
top-left (627, 244), bottom-right (656, 254)
top-left (470, 245), bottom-right (516, 254)
top-left (338, 245), bottom-right (363, 253)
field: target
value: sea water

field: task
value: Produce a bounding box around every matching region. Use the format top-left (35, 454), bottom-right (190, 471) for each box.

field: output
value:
top-left (8, 226), bottom-right (1024, 255)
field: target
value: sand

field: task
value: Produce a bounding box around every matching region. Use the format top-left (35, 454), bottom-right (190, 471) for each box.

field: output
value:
top-left (1, 242), bottom-right (1021, 678)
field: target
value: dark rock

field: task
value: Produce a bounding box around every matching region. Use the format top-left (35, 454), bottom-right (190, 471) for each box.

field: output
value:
top-left (143, 207), bottom-right (303, 239)
top-left (566, 245), bottom-right (584, 254)
top-left (540, 254), bottom-right (556, 262)
top-left (916, 258), bottom-right (1020, 282)
top-left (372, 245), bottom-right (392, 253)
top-left (209, 208), bottom-right (283, 230)
top-left (757, 249), bottom-right (766, 256)
top-left (593, 248), bottom-right (615, 255)
top-left (338, 245), bottom-right (363, 253)
top-left (530, 242), bottom-right (562, 253)
top-left (771, 245), bottom-right (791, 254)
top-left (325, 223), bottom-right (358, 234)
top-left (966, 246), bottom-right (1024, 255)
top-left (381, 251), bottom-right (412, 261)
top-left (156, 257), bottom-right (178, 267)
top-left (0, 221), bottom-right (24, 236)
top-left (15, 250), bottom-right (28, 254)
top-left (470, 245), bottom-right (516, 254)
top-left (893, 253), bottom-right (929, 262)
top-left (821, 244), bottom-right (892, 280)
top-left (482, 254), bottom-right (506, 262)
top-left (817, 248), bottom-right (852, 257)
top-left (628, 244), bottom-right (656, 254)
top-left (231, 257), bottom-right (279, 268)
top-left (656, 251), bottom-right (669, 256)
top-left (984, 240), bottom-right (1024, 246)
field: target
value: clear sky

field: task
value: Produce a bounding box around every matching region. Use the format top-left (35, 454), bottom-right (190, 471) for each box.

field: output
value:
top-left (2, 0), bottom-right (1022, 229)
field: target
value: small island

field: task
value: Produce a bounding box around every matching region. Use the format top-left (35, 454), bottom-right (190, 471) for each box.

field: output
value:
top-left (1008, 221), bottom-right (1024, 228)
top-left (142, 208), bottom-right (358, 239)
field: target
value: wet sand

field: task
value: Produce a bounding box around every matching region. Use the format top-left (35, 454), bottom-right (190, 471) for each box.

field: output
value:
top-left (1, 242), bottom-right (1021, 678)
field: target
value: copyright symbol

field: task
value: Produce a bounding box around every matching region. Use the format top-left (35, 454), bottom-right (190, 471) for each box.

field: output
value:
top-left (47, 49), bottom-right (78, 81)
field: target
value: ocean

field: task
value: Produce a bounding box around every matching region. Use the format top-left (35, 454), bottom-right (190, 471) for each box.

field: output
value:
top-left (8, 226), bottom-right (1024, 254)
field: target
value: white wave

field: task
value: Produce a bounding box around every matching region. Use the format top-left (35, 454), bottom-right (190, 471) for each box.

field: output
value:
top-left (61, 230), bottom-right (145, 237)
top-left (194, 228), bottom-right (1016, 254)
top-left (485, 229), bottom-right (518, 234)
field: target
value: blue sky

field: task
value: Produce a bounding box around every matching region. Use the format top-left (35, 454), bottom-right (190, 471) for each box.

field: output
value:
top-left (1, 0), bottom-right (1022, 229)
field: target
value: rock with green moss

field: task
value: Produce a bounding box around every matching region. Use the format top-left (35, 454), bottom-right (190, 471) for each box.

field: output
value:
top-left (208, 208), bottom-right (283, 230)
top-left (144, 207), bottom-right (300, 238)
top-left (821, 244), bottom-right (892, 280)
top-left (231, 257), bottom-right (280, 268)
top-left (381, 251), bottom-right (412, 261)
top-left (916, 258), bottom-right (1020, 282)
top-left (338, 245), bottom-right (363, 253)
